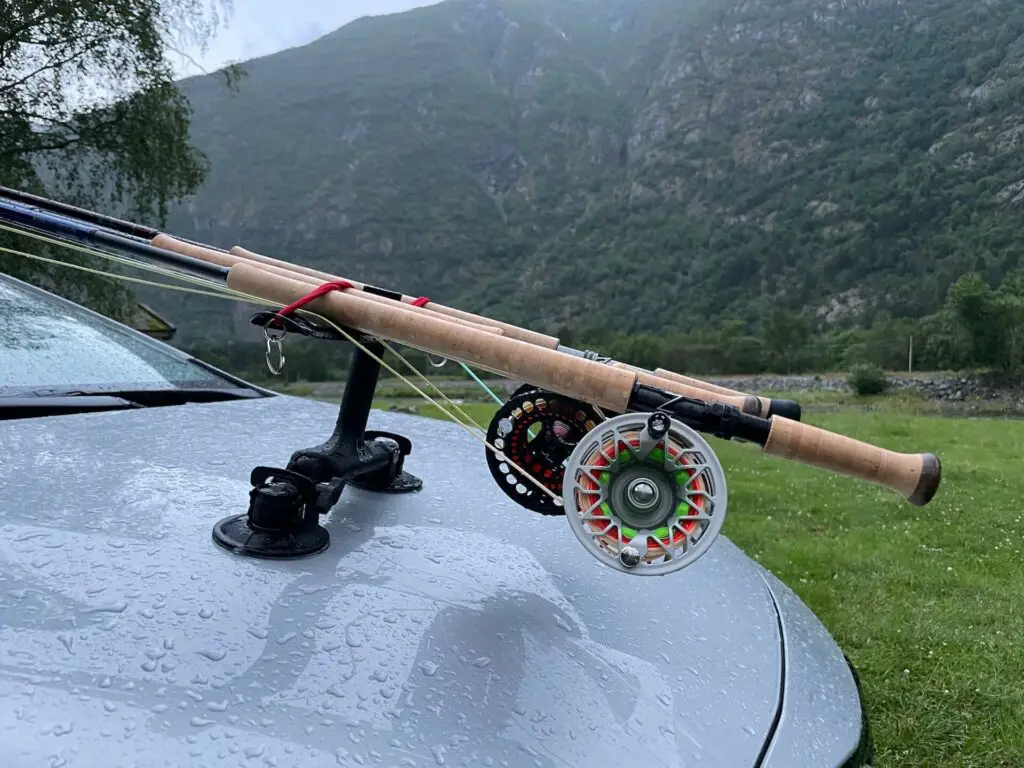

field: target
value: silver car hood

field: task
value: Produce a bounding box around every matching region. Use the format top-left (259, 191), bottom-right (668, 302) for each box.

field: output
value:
top-left (0, 395), bottom-right (788, 767)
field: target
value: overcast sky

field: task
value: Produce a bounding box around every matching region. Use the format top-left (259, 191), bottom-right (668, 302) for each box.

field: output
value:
top-left (171, 0), bottom-right (441, 76)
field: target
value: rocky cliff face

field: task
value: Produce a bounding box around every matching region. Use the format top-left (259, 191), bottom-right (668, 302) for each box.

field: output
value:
top-left (140, 0), bottom-right (1024, 343)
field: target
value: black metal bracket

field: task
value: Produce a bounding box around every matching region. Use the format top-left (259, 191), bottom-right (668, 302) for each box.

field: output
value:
top-left (212, 294), bottom-right (423, 559)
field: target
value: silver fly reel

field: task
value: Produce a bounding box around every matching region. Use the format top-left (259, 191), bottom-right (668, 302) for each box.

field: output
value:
top-left (561, 411), bottom-right (728, 576)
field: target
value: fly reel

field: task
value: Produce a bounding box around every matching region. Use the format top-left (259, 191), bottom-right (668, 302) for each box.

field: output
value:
top-left (485, 388), bottom-right (604, 515)
top-left (561, 411), bottom-right (727, 575)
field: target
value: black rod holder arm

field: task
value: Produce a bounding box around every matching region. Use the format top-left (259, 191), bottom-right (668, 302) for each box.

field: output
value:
top-left (211, 320), bottom-right (422, 560)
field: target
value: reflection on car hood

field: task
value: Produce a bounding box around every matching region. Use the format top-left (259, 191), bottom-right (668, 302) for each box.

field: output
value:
top-left (0, 396), bottom-right (784, 767)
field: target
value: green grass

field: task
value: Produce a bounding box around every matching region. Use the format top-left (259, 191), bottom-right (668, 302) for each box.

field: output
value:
top-left (292, 379), bottom-right (1024, 765)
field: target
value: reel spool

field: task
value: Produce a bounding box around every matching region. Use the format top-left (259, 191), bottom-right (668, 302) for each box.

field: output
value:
top-left (561, 411), bottom-right (727, 576)
top-left (485, 388), bottom-right (604, 515)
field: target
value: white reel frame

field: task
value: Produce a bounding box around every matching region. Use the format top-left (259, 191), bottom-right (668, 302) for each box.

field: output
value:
top-left (561, 411), bottom-right (728, 576)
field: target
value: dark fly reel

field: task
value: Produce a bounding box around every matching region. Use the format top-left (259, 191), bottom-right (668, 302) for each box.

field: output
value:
top-left (485, 389), bottom-right (603, 515)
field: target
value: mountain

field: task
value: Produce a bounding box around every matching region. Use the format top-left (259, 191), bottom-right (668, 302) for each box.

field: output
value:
top-left (137, 0), bottom-right (1024, 344)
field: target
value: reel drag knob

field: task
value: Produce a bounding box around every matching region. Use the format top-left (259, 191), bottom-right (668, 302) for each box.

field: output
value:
top-left (561, 412), bottom-right (728, 576)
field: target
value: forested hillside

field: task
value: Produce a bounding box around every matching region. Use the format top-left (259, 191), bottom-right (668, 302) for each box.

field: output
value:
top-left (109, 0), bottom-right (1024, 374)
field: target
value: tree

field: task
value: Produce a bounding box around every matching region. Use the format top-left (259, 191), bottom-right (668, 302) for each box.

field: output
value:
top-left (761, 307), bottom-right (811, 374)
top-left (0, 0), bottom-right (244, 319)
top-left (947, 272), bottom-right (1002, 368)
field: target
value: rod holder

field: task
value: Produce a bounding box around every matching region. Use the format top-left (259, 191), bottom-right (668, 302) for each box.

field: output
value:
top-left (211, 305), bottom-right (422, 559)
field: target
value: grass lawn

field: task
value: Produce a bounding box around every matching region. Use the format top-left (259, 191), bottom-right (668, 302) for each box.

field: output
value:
top-left (287, 379), bottom-right (1024, 766)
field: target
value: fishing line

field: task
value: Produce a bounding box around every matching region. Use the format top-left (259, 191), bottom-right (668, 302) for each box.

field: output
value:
top-left (1, 221), bottom-right (495, 429)
top-left (0, 244), bottom-right (234, 299)
top-left (374, 336), bottom-right (489, 435)
top-left (0, 231), bottom-right (560, 501)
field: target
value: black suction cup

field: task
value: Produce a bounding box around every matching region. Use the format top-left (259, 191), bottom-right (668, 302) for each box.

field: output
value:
top-left (212, 467), bottom-right (330, 559)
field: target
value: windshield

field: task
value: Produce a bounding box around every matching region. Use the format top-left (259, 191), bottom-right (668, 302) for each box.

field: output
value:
top-left (0, 274), bottom-right (247, 396)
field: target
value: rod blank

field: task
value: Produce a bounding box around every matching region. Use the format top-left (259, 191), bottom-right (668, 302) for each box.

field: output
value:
top-left (0, 200), bottom-right (228, 281)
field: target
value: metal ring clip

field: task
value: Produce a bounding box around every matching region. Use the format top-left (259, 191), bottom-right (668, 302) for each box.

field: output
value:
top-left (264, 324), bottom-right (286, 375)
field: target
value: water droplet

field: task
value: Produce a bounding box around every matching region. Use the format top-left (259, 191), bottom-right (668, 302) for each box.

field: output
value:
top-left (197, 649), bottom-right (226, 662)
top-left (13, 531), bottom-right (47, 542)
top-left (190, 716), bottom-right (214, 727)
top-left (471, 656), bottom-right (491, 668)
top-left (277, 632), bottom-right (296, 646)
top-left (199, 608), bottom-right (214, 619)
top-left (419, 662), bottom-right (438, 677)
top-left (84, 601), bottom-right (127, 614)
top-left (433, 745), bottom-right (446, 765)
top-left (247, 627), bottom-right (269, 640)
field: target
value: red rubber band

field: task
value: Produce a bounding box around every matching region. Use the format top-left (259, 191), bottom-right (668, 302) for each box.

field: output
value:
top-left (411, 296), bottom-right (430, 307)
top-left (276, 280), bottom-right (354, 317)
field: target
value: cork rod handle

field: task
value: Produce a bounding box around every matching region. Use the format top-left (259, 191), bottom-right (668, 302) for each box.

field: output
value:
top-left (225, 262), bottom-right (638, 412)
top-left (762, 417), bottom-right (941, 506)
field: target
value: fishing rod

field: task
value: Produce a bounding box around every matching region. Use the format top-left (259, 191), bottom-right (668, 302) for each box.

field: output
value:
top-left (0, 184), bottom-right (799, 422)
top-left (0, 190), bottom-right (943, 577)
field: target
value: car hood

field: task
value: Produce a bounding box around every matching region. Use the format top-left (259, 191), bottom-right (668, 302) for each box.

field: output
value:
top-left (0, 396), bottom-right (784, 767)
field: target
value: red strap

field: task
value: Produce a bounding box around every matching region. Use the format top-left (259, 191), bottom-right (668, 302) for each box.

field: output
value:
top-left (276, 280), bottom-right (354, 318)
top-left (411, 296), bottom-right (430, 307)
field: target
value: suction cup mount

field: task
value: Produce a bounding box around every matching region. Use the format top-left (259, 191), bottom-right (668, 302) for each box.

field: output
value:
top-left (212, 287), bottom-right (422, 559)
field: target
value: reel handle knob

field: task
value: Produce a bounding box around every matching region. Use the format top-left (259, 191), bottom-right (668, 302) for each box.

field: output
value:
top-left (762, 417), bottom-right (941, 506)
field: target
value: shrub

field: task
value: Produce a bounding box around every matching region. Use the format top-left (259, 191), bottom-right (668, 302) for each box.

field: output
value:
top-left (847, 363), bottom-right (888, 396)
